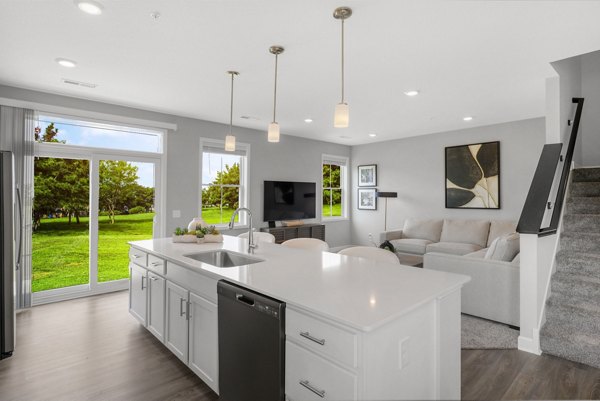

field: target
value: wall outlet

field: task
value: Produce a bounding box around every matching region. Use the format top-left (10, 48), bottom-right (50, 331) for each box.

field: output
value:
top-left (172, 210), bottom-right (181, 218)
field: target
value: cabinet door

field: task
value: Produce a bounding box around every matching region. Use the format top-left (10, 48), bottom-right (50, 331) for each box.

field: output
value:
top-left (129, 264), bottom-right (147, 325)
top-left (188, 292), bottom-right (219, 394)
top-left (166, 281), bottom-right (189, 363)
top-left (147, 273), bottom-right (166, 343)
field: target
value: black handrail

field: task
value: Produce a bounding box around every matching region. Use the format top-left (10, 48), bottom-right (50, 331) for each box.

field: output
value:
top-left (517, 98), bottom-right (584, 236)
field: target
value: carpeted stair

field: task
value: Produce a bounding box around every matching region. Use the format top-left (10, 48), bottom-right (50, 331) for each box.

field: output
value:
top-left (540, 167), bottom-right (600, 368)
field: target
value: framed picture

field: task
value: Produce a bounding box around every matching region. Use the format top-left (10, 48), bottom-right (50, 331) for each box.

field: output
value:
top-left (358, 164), bottom-right (377, 187)
top-left (445, 141), bottom-right (500, 209)
top-left (358, 188), bottom-right (377, 210)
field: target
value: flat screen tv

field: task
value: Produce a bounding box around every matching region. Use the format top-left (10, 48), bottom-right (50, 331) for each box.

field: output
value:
top-left (263, 181), bottom-right (316, 222)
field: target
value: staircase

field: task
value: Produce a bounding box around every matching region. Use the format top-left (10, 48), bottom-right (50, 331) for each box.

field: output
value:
top-left (540, 167), bottom-right (600, 368)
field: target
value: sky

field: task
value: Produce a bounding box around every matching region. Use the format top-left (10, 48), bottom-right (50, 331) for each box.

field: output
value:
top-left (38, 115), bottom-right (159, 187)
top-left (202, 153), bottom-right (241, 185)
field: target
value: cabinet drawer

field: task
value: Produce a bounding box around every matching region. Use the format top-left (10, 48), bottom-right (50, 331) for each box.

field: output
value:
top-left (287, 309), bottom-right (357, 368)
top-left (147, 254), bottom-right (166, 276)
top-left (166, 262), bottom-right (217, 303)
top-left (286, 341), bottom-right (357, 401)
top-left (129, 247), bottom-right (147, 267)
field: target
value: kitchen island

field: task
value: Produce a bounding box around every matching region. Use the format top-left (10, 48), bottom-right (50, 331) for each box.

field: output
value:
top-left (128, 236), bottom-right (469, 401)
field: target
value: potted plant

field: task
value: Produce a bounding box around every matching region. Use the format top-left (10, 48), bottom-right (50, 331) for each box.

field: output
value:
top-left (172, 227), bottom-right (197, 243)
top-left (203, 226), bottom-right (223, 243)
top-left (196, 228), bottom-right (206, 244)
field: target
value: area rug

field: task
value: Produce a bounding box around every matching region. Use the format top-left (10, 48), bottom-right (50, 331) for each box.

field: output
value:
top-left (461, 314), bottom-right (519, 349)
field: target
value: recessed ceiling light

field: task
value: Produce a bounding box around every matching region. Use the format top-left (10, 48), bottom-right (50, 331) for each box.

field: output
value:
top-left (463, 116), bottom-right (474, 121)
top-left (56, 58), bottom-right (77, 68)
top-left (150, 11), bottom-right (161, 20)
top-left (304, 118), bottom-right (313, 123)
top-left (75, 0), bottom-right (103, 15)
top-left (404, 90), bottom-right (420, 97)
top-left (368, 133), bottom-right (377, 137)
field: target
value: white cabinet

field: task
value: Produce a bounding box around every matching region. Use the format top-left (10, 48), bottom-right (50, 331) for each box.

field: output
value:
top-left (165, 280), bottom-right (220, 394)
top-left (166, 280), bottom-right (189, 363)
top-left (188, 292), bottom-right (219, 393)
top-left (129, 263), bottom-right (147, 325)
top-left (147, 273), bottom-right (166, 343)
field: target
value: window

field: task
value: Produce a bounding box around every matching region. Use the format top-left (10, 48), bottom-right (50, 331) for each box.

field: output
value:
top-left (37, 114), bottom-right (163, 153)
top-left (322, 155), bottom-right (348, 219)
top-left (200, 139), bottom-right (249, 226)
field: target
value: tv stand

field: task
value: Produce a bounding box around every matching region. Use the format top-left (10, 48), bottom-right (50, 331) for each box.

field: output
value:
top-left (260, 224), bottom-right (325, 244)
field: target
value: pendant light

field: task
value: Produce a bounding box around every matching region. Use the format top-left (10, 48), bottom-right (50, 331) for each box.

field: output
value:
top-left (225, 71), bottom-right (239, 152)
top-left (268, 46), bottom-right (284, 143)
top-left (333, 6), bottom-right (352, 128)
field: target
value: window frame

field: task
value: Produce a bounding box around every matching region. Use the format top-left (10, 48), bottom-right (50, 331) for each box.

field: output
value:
top-left (321, 154), bottom-right (349, 221)
top-left (199, 138), bottom-right (250, 228)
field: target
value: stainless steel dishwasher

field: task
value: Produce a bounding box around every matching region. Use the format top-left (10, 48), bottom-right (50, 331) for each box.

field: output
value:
top-left (217, 280), bottom-right (286, 401)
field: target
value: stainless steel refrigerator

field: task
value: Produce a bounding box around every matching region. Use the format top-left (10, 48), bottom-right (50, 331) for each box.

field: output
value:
top-left (1, 151), bottom-right (15, 359)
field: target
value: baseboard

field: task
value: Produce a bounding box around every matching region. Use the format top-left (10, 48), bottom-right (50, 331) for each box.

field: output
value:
top-left (518, 332), bottom-right (541, 355)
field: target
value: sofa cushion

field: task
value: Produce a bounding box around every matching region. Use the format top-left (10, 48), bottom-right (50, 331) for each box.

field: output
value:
top-left (440, 219), bottom-right (490, 248)
top-left (464, 248), bottom-right (488, 259)
top-left (390, 238), bottom-right (432, 255)
top-left (485, 233), bottom-right (520, 261)
top-left (426, 242), bottom-right (483, 256)
top-left (487, 220), bottom-right (517, 247)
top-left (402, 219), bottom-right (443, 242)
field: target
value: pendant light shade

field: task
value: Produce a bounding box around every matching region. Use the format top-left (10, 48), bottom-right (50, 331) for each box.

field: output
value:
top-left (268, 46), bottom-right (284, 143)
top-left (225, 71), bottom-right (239, 152)
top-left (225, 135), bottom-right (236, 151)
top-left (268, 122), bottom-right (280, 143)
top-left (333, 7), bottom-right (352, 128)
top-left (334, 103), bottom-right (349, 128)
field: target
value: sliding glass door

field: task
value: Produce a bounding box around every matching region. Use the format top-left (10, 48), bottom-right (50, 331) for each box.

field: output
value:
top-left (97, 159), bottom-right (156, 283)
top-left (31, 114), bottom-right (164, 304)
top-left (32, 157), bottom-right (90, 292)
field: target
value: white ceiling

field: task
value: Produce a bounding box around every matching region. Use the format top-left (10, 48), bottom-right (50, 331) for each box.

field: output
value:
top-left (1, 0), bottom-right (600, 145)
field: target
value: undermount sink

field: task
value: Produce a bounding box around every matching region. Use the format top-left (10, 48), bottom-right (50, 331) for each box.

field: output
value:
top-left (184, 250), bottom-right (263, 268)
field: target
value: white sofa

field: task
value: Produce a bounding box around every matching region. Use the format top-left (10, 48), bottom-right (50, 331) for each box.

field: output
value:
top-left (380, 218), bottom-right (516, 257)
top-left (381, 218), bottom-right (520, 326)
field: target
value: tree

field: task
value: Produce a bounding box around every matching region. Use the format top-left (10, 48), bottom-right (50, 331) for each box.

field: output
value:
top-left (322, 164), bottom-right (341, 205)
top-left (33, 124), bottom-right (90, 229)
top-left (201, 163), bottom-right (240, 209)
top-left (99, 160), bottom-right (139, 224)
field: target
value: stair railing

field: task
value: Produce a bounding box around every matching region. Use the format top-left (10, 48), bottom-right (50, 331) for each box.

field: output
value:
top-left (517, 98), bottom-right (585, 236)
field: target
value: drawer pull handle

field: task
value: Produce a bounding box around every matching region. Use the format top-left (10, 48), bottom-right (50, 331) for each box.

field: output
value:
top-left (299, 380), bottom-right (325, 398)
top-left (132, 254), bottom-right (142, 259)
top-left (151, 261), bottom-right (162, 266)
top-left (300, 331), bottom-right (326, 346)
top-left (149, 276), bottom-right (158, 281)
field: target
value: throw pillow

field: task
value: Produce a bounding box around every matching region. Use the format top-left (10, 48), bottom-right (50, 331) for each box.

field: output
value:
top-left (484, 232), bottom-right (520, 261)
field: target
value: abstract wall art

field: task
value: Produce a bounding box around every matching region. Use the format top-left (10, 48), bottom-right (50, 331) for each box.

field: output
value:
top-left (445, 141), bottom-right (500, 209)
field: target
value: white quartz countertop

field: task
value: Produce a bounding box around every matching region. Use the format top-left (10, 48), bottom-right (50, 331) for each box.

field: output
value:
top-left (130, 236), bottom-right (470, 332)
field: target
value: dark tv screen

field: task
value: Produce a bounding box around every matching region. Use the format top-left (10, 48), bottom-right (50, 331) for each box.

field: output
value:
top-left (263, 181), bottom-right (316, 221)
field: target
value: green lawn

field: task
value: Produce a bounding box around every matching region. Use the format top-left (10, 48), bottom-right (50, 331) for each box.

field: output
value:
top-left (32, 213), bottom-right (154, 292)
top-left (201, 207), bottom-right (237, 225)
top-left (322, 203), bottom-right (342, 217)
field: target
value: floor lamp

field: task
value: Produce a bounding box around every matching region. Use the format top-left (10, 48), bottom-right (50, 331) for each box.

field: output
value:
top-left (377, 191), bottom-right (398, 232)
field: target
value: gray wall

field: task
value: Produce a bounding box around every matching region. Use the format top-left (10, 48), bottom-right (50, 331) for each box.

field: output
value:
top-left (350, 118), bottom-right (546, 245)
top-left (0, 85), bottom-right (352, 247)
top-left (581, 51), bottom-right (600, 166)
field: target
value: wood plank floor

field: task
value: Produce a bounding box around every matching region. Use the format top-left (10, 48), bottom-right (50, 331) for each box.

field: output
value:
top-left (1, 291), bottom-right (600, 400)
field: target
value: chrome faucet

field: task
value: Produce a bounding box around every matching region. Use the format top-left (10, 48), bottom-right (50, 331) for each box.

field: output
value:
top-left (229, 208), bottom-right (257, 253)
